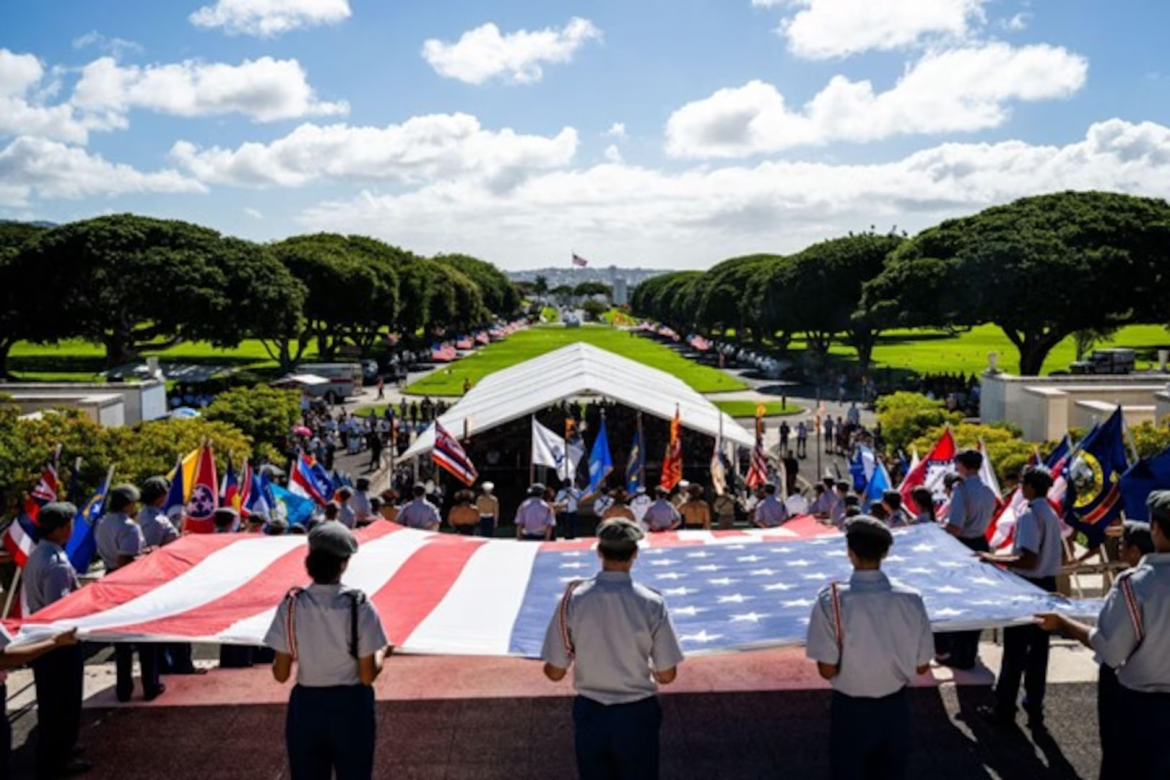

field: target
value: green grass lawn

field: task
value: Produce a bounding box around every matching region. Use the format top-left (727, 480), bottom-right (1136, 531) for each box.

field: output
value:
top-left (788, 324), bottom-right (1170, 377)
top-left (714, 400), bottom-right (802, 417)
top-left (405, 325), bottom-right (748, 396)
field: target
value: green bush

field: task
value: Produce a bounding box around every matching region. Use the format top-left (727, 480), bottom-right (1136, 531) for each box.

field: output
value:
top-left (581, 299), bottom-right (609, 322)
top-left (105, 418), bottom-right (254, 487)
top-left (876, 392), bottom-right (962, 453)
top-left (1131, 421), bottom-right (1170, 459)
top-left (205, 384), bottom-right (301, 463)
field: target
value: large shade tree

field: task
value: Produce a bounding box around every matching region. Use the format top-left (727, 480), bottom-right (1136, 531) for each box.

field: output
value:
top-left (13, 215), bottom-right (303, 367)
top-left (863, 191), bottom-right (1170, 375)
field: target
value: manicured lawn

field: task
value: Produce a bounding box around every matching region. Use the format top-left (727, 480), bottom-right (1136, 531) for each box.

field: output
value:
top-left (405, 325), bottom-right (748, 396)
top-left (788, 324), bottom-right (1170, 376)
top-left (714, 400), bottom-right (802, 418)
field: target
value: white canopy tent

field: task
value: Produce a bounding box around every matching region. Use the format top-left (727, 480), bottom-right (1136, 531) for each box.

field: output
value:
top-left (401, 342), bottom-right (755, 460)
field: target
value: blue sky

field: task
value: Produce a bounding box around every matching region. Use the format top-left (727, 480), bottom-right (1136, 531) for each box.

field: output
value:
top-left (3, 0), bottom-right (1170, 269)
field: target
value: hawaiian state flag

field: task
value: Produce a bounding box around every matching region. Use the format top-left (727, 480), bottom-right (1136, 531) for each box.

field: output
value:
top-left (3, 513), bottom-right (38, 568)
top-left (290, 453), bottom-right (335, 505)
top-left (22, 452), bottom-right (60, 522)
top-left (660, 407), bottom-right (683, 490)
top-left (900, 427), bottom-right (957, 514)
top-left (65, 466), bottom-right (115, 573)
top-left (185, 444), bottom-right (219, 534)
top-left (433, 422), bottom-right (478, 486)
top-left (1064, 407), bottom-right (1129, 546)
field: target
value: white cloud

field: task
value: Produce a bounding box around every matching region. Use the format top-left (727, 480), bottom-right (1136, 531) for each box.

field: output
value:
top-left (761, 0), bottom-right (987, 60)
top-left (71, 56), bottom-right (348, 125)
top-left (169, 113), bottom-right (579, 189)
top-left (296, 119), bottom-right (1170, 269)
top-left (72, 31), bottom-right (144, 58)
top-left (189, 0), bottom-right (351, 37)
top-left (604, 122), bottom-right (627, 139)
top-left (244, 207), bottom-right (264, 219)
top-left (666, 43), bottom-right (1087, 158)
top-left (0, 136), bottom-right (205, 207)
top-left (1005, 13), bottom-right (1030, 31)
top-left (603, 145), bottom-right (623, 163)
top-left (422, 17), bottom-right (602, 85)
top-left (0, 49), bottom-right (91, 144)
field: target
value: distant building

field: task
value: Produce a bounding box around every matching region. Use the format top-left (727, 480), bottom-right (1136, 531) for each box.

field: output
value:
top-left (612, 278), bottom-right (629, 306)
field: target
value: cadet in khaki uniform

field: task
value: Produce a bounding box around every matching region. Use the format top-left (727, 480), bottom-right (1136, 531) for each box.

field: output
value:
top-left (1038, 491), bottom-right (1170, 780)
top-left (476, 482), bottom-right (499, 538)
top-left (806, 516), bottom-right (934, 780)
top-left (265, 523), bottom-right (391, 780)
top-left (542, 519), bottom-right (685, 780)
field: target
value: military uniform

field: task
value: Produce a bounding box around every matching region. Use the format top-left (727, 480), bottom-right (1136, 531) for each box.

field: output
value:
top-left (555, 485), bottom-right (582, 540)
top-left (1088, 492), bottom-right (1170, 779)
top-left (542, 520), bottom-right (685, 780)
top-left (476, 487), bottom-right (500, 538)
top-left (138, 503), bottom-right (179, 548)
top-left (264, 524), bottom-right (389, 780)
top-left (643, 499), bottom-right (680, 533)
top-left (939, 473), bottom-right (999, 668)
top-left (398, 497), bottom-right (441, 530)
top-left (994, 496), bottom-right (1063, 722)
top-left (753, 493), bottom-right (789, 528)
top-left (806, 518), bottom-right (934, 780)
top-left (96, 494), bottom-right (163, 701)
top-left (24, 503), bottom-right (86, 777)
top-left (516, 491), bottom-right (555, 540)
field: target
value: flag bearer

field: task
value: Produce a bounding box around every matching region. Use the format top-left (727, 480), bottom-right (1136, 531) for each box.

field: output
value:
top-left (96, 484), bottom-right (164, 702)
top-left (1037, 491), bottom-right (1170, 780)
top-left (806, 516), bottom-right (934, 780)
top-left (515, 484), bottom-right (556, 541)
top-left (265, 523), bottom-right (391, 780)
top-left (24, 502), bottom-right (91, 777)
top-left (542, 519), bottom-right (685, 780)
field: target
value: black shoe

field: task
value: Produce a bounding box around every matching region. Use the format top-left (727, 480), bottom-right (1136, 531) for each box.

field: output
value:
top-left (143, 683), bottom-right (166, 702)
top-left (1024, 709), bottom-right (1046, 731)
top-left (976, 705), bottom-right (1016, 728)
top-left (115, 689), bottom-right (132, 703)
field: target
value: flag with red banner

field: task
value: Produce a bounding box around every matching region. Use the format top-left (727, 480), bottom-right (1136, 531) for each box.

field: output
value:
top-left (660, 406), bottom-right (683, 490)
top-left (185, 444), bottom-right (219, 534)
top-left (900, 427), bottom-right (957, 514)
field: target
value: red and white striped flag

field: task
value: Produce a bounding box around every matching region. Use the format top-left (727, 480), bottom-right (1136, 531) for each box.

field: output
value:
top-left (571, 253), bottom-right (589, 268)
top-left (746, 441), bottom-right (769, 490)
top-left (433, 421), bottom-right (478, 486)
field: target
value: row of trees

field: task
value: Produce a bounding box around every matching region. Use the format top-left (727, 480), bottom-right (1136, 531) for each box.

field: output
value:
top-left (632, 192), bottom-right (1170, 375)
top-left (0, 215), bottom-right (523, 375)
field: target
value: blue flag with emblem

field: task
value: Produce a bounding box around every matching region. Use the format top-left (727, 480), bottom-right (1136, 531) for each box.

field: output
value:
top-left (1064, 406), bottom-right (1129, 546)
top-left (65, 466), bottom-right (115, 573)
top-left (626, 427), bottom-right (645, 493)
top-left (1119, 446), bottom-right (1170, 522)
top-left (271, 483), bottom-right (316, 527)
top-left (588, 418), bottom-right (614, 495)
top-left (863, 461), bottom-right (892, 512)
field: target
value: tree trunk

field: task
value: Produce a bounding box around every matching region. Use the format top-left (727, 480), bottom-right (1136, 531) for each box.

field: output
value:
top-left (848, 329), bottom-right (878, 374)
top-left (0, 338), bottom-right (12, 379)
top-left (1005, 328), bottom-right (1063, 376)
top-left (102, 330), bottom-right (138, 367)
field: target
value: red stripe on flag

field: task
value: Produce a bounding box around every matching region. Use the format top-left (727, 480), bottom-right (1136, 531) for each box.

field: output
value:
top-left (368, 535), bottom-right (486, 645)
top-left (110, 523), bottom-right (403, 639)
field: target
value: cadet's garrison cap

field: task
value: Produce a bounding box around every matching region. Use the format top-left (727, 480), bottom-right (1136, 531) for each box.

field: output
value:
top-left (1148, 491), bottom-right (1170, 524)
top-left (529, 483), bottom-right (546, 496)
top-left (1122, 521), bottom-right (1155, 556)
top-left (955, 449), bottom-right (984, 469)
top-left (213, 507), bottom-right (239, 527)
top-left (109, 484), bottom-right (141, 507)
top-left (141, 476), bottom-right (170, 503)
top-left (596, 518), bottom-right (644, 553)
top-left (845, 515), bottom-right (894, 546)
top-left (309, 522), bottom-right (359, 557)
top-left (37, 502), bottom-right (78, 535)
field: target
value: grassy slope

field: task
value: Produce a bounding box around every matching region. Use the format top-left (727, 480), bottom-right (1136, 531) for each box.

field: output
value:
top-left (405, 326), bottom-right (748, 396)
top-left (713, 400), bottom-right (802, 417)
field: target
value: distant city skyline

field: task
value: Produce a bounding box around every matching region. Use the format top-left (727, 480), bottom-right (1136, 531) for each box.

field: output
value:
top-left (5, 1), bottom-right (1170, 270)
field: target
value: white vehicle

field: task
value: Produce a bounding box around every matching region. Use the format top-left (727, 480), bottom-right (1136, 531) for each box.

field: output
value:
top-left (294, 363), bottom-right (364, 402)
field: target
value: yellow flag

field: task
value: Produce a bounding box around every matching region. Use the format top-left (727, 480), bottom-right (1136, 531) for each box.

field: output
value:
top-left (755, 404), bottom-right (767, 419)
top-left (166, 448), bottom-right (201, 503)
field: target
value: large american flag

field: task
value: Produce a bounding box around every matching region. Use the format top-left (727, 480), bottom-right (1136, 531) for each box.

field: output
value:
top-left (11, 521), bottom-right (1091, 655)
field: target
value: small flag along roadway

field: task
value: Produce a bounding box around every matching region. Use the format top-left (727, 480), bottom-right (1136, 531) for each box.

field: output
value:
top-left (10, 522), bottom-right (1094, 657)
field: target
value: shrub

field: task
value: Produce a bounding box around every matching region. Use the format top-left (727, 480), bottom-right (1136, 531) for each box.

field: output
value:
top-left (876, 392), bottom-right (962, 453)
top-left (205, 384), bottom-right (301, 464)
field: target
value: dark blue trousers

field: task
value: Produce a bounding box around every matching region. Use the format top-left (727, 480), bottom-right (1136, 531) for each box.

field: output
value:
top-left (31, 644), bottom-right (84, 775)
top-left (1118, 686), bottom-right (1170, 779)
top-left (995, 575), bottom-right (1057, 718)
top-left (287, 684), bottom-right (376, 780)
top-left (114, 643), bottom-right (162, 701)
top-left (478, 516), bottom-right (495, 538)
top-left (1, 683), bottom-right (10, 780)
top-left (830, 689), bottom-right (910, 780)
top-left (558, 511), bottom-right (579, 540)
top-left (1098, 665), bottom-right (1121, 780)
top-left (162, 642), bottom-right (196, 674)
top-left (573, 695), bottom-right (662, 780)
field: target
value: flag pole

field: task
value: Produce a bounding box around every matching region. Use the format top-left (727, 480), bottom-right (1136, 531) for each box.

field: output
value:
top-left (638, 411), bottom-right (645, 488)
top-left (2, 569), bottom-right (20, 619)
top-left (529, 414), bottom-right (536, 486)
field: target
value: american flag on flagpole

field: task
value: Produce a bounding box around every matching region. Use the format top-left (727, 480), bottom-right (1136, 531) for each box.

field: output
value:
top-left (572, 253), bottom-right (589, 268)
top-left (433, 421), bottom-right (478, 486)
top-left (10, 523), bottom-right (1092, 655)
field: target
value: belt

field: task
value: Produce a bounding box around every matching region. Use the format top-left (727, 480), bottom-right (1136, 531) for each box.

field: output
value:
top-left (832, 687), bottom-right (907, 702)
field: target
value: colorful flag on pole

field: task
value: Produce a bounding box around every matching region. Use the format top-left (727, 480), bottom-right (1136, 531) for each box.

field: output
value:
top-left (660, 406), bottom-right (683, 490)
top-left (746, 442), bottom-right (769, 490)
top-left (65, 466), bottom-right (115, 574)
top-left (711, 435), bottom-right (730, 496)
top-left (863, 461), bottom-right (893, 511)
top-left (23, 452), bottom-right (60, 522)
top-left (900, 427), bottom-right (957, 514)
top-left (245, 469), bottom-right (274, 519)
top-left (220, 457), bottom-right (240, 511)
top-left (271, 483), bottom-right (316, 527)
top-left (290, 453), bottom-right (335, 505)
top-left (532, 418), bottom-right (568, 474)
top-left (587, 418), bottom-right (613, 494)
top-left (626, 426), bottom-right (646, 493)
top-left (572, 253), bottom-right (589, 268)
top-left (185, 444), bottom-right (219, 534)
top-left (163, 454), bottom-right (186, 524)
top-left (1064, 407), bottom-right (1129, 546)
top-left (1120, 447), bottom-right (1170, 522)
top-left (433, 421), bottom-right (479, 486)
